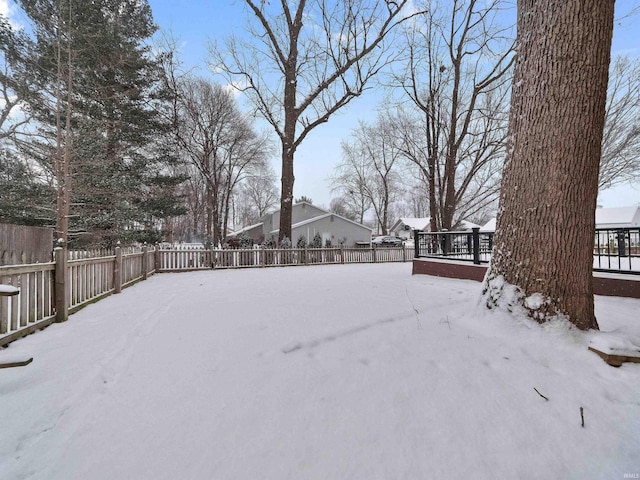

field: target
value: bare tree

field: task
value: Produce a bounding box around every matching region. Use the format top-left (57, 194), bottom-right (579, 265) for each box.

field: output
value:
top-left (335, 116), bottom-right (404, 234)
top-left (394, 0), bottom-right (513, 231)
top-left (235, 162), bottom-right (279, 228)
top-left (483, 0), bottom-right (614, 330)
top-left (170, 77), bottom-right (269, 245)
top-left (329, 182), bottom-right (372, 226)
top-left (599, 55), bottom-right (640, 190)
top-left (211, 0), bottom-right (422, 242)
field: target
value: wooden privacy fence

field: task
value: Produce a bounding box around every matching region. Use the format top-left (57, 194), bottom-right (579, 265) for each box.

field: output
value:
top-left (0, 245), bottom-right (156, 346)
top-left (0, 224), bottom-right (53, 266)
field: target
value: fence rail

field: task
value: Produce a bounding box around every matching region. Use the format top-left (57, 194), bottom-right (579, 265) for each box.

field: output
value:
top-left (1, 244), bottom-right (155, 346)
top-left (414, 228), bottom-right (493, 265)
top-left (0, 262), bottom-right (56, 345)
top-left (593, 227), bottom-right (640, 273)
top-left (414, 227), bottom-right (640, 275)
top-left (155, 246), bottom-right (414, 271)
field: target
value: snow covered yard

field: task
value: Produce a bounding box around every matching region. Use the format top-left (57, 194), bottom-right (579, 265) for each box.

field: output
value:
top-left (0, 263), bottom-right (638, 480)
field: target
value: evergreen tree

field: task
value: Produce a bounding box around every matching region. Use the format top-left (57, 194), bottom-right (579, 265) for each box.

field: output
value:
top-left (311, 233), bottom-right (322, 248)
top-left (0, 150), bottom-right (54, 226)
top-left (296, 235), bottom-right (307, 248)
top-left (16, 0), bottom-right (185, 246)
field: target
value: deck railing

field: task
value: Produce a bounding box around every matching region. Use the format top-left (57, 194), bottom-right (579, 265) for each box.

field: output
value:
top-left (414, 227), bottom-right (640, 275)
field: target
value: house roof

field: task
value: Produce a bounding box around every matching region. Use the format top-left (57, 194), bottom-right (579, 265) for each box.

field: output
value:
top-left (268, 201), bottom-right (328, 216)
top-left (480, 218), bottom-right (496, 232)
top-left (458, 220), bottom-right (481, 230)
top-left (392, 217), bottom-right (431, 231)
top-left (227, 222), bottom-right (263, 237)
top-left (478, 207), bottom-right (640, 233)
top-left (269, 213), bottom-right (372, 235)
top-left (595, 206), bottom-right (640, 227)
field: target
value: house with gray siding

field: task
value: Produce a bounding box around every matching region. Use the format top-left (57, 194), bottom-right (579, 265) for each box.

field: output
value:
top-left (232, 202), bottom-right (372, 246)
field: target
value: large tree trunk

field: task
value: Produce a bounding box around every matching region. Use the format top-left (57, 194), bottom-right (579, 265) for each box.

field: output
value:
top-left (279, 146), bottom-right (295, 243)
top-left (483, 0), bottom-right (614, 330)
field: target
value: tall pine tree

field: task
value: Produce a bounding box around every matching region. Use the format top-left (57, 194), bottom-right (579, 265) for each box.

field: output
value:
top-left (16, 0), bottom-right (185, 246)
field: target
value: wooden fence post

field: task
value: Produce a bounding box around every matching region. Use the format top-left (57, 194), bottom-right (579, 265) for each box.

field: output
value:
top-left (54, 244), bottom-right (68, 323)
top-left (114, 244), bottom-right (122, 294)
top-left (154, 243), bottom-right (161, 272)
top-left (142, 244), bottom-right (148, 280)
top-left (340, 245), bottom-right (345, 264)
top-left (372, 245), bottom-right (377, 263)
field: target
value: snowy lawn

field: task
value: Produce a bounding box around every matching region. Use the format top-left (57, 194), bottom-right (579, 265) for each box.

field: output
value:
top-left (1, 263), bottom-right (638, 479)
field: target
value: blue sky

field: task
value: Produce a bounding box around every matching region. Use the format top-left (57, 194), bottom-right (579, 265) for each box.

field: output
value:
top-left (148, 0), bottom-right (382, 209)
top-left (147, 0), bottom-right (640, 210)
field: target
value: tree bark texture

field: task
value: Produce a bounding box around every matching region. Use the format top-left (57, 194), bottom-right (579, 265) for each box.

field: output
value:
top-left (483, 0), bottom-right (614, 330)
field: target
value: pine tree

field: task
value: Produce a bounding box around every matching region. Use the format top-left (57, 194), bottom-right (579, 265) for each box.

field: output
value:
top-left (16, 0), bottom-right (185, 247)
top-left (296, 235), bottom-right (307, 248)
top-left (311, 233), bottom-right (322, 248)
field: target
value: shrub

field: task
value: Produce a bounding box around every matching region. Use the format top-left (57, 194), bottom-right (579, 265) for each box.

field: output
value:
top-left (310, 232), bottom-right (322, 248)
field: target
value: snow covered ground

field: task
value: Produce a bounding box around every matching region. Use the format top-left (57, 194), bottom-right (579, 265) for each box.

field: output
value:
top-left (0, 263), bottom-right (638, 479)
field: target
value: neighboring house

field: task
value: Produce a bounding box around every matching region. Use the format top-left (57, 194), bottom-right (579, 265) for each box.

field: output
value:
top-left (390, 218), bottom-right (431, 240)
top-left (231, 201), bottom-right (372, 246)
top-left (480, 218), bottom-right (497, 233)
top-left (595, 206), bottom-right (640, 229)
top-left (391, 217), bottom-right (480, 239)
top-left (229, 223), bottom-right (263, 240)
top-left (480, 206), bottom-right (640, 234)
top-left (458, 220), bottom-right (481, 231)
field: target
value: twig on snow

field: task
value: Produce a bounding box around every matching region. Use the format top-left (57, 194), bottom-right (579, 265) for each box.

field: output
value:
top-left (533, 387), bottom-right (549, 401)
top-left (580, 406), bottom-right (585, 428)
top-left (405, 285), bottom-right (423, 330)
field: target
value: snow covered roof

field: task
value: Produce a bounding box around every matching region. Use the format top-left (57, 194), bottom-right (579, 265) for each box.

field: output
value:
top-left (476, 207), bottom-right (640, 232)
top-left (458, 220), bottom-right (481, 230)
top-left (480, 218), bottom-right (496, 232)
top-left (227, 223), bottom-right (263, 236)
top-left (391, 217), bottom-right (431, 231)
top-left (402, 217), bottom-right (431, 229)
top-left (595, 206), bottom-right (640, 228)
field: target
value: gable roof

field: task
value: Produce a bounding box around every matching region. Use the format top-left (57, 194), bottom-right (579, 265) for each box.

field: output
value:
top-left (480, 218), bottom-right (496, 232)
top-left (478, 207), bottom-right (640, 232)
top-left (268, 201), bottom-right (329, 216)
top-left (269, 212), bottom-right (372, 235)
top-left (595, 206), bottom-right (640, 227)
top-left (458, 220), bottom-right (481, 230)
top-left (227, 222), bottom-right (263, 237)
top-left (391, 217), bottom-right (431, 231)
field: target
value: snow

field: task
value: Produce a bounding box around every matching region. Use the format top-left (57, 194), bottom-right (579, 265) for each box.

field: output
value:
top-left (524, 292), bottom-right (546, 310)
top-left (480, 217), bottom-right (496, 232)
top-left (1, 264), bottom-right (639, 479)
top-left (0, 284), bottom-right (19, 295)
top-left (589, 325), bottom-right (640, 357)
top-left (396, 217), bottom-right (430, 231)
